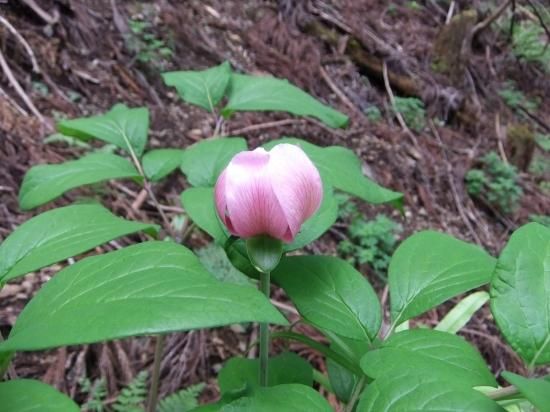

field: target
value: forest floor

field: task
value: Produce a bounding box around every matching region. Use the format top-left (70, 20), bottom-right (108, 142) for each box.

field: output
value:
top-left (0, 0), bottom-right (549, 409)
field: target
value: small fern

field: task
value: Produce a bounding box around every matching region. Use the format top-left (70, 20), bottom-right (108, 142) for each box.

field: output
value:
top-left (113, 371), bottom-right (148, 412)
top-left (79, 377), bottom-right (107, 412)
top-left (157, 383), bottom-right (206, 412)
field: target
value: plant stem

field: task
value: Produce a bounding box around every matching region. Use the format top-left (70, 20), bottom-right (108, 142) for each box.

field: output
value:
top-left (147, 334), bottom-right (165, 412)
top-left (271, 331), bottom-right (363, 376)
top-left (486, 385), bottom-right (519, 400)
top-left (345, 375), bottom-right (366, 412)
top-left (312, 369), bottom-right (334, 393)
top-left (259, 271), bottom-right (271, 387)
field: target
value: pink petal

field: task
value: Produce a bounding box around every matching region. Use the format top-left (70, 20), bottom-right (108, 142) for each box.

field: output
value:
top-left (267, 144), bottom-right (323, 239)
top-left (223, 148), bottom-right (291, 241)
top-left (214, 169), bottom-right (234, 231)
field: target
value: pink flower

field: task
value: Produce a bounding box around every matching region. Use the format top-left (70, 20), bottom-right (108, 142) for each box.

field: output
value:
top-left (214, 144), bottom-right (323, 243)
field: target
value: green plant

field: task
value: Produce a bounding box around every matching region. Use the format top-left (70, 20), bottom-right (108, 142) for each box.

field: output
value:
top-left (512, 21), bottom-right (550, 71)
top-left (529, 214), bottom-right (550, 227)
top-left (336, 196), bottom-right (401, 278)
top-left (79, 377), bottom-right (107, 412)
top-left (466, 151), bottom-right (523, 214)
top-left (364, 106), bottom-right (382, 122)
top-left (2, 62), bottom-right (550, 412)
top-left (157, 383), bottom-right (205, 412)
top-left (112, 372), bottom-right (148, 412)
top-left (126, 18), bottom-right (173, 68)
top-left (392, 96), bottom-right (426, 131)
top-left (498, 81), bottom-right (539, 113)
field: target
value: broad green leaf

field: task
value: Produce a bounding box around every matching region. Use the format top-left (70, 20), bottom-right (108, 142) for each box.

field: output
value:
top-left (356, 372), bottom-right (505, 412)
top-left (180, 137), bottom-right (247, 187)
top-left (223, 74), bottom-right (348, 128)
top-left (0, 379), bottom-right (79, 412)
top-left (263, 138), bottom-right (402, 206)
top-left (0, 204), bottom-right (157, 283)
top-left (219, 384), bottom-right (332, 412)
top-left (490, 223), bottom-right (550, 366)
top-left (162, 62), bottom-right (231, 112)
top-left (0, 242), bottom-right (286, 352)
top-left (435, 291), bottom-right (490, 334)
top-left (389, 231), bottom-right (496, 326)
top-left (360, 329), bottom-right (496, 387)
top-left (180, 187), bottom-right (227, 243)
top-left (218, 352), bottom-right (313, 395)
top-left (142, 149), bottom-right (184, 181)
top-left (58, 104), bottom-right (149, 156)
top-left (502, 372), bottom-right (550, 412)
top-left (285, 183), bottom-right (338, 251)
top-left (326, 335), bottom-right (368, 403)
top-left (196, 244), bottom-right (252, 286)
top-left (273, 256), bottom-right (381, 341)
top-left (18, 153), bottom-right (140, 210)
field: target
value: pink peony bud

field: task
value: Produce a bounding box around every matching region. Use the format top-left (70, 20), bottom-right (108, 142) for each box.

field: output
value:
top-left (214, 143), bottom-right (323, 243)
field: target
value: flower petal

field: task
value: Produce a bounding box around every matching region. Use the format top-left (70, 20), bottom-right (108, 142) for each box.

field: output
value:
top-left (224, 148), bottom-right (291, 241)
top-left (267, 144), bottom-right (323, 238)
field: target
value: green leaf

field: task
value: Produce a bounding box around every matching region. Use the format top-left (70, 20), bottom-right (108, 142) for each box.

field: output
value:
top-left (142, 149), bottom-right (184, 181)
top-left (389, 231), bottom-right (496, 326)
top-left (223, 74), bottom-right (348, 128)
top-left (196, 244), bottom-right (252, 286)
top-left (0, 242), bottom-right (287, 352)
top-left (502, 372), bottom-right (550, 412)
top-left (356, 372), bottom-right (505, 412)
top-left (435, 291), bottom-right (490, 334)
top-left (246, 235), bottom-right (283, 273)
top-left (490, 223), bottom-right (550, 366)
top-left (218, 352), bottom-right (313, 396)
top-left (217, 384), bottom-right (332, 412)
top-left (285, 183), bottom-right (338, 251)
top-left (273, 256), bottom-right (381, 341)
top-left (58, 104), bottom-right (149, 156)
top-left (180, 187), bottom-right (227, 243)
top-left (0, 204), bottom-right (157, 283)
top-left (263, 138), bottom-right (402, 206)
top-left (18, 153), bottom-right (140, 210)
top-left (162, 62), bottom-right (232, 112)
top-left (360, 329), bottom-right (496, 387)
top-left (180, 137), bottom-right (247, 187)
top-left (0, 379), bottom-right (80, 412)
top-left (326, 335), bottom-right (367, 403)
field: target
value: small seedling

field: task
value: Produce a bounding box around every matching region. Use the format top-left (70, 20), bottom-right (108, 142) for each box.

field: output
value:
top-left (466, 151), bottom-right (523, 214)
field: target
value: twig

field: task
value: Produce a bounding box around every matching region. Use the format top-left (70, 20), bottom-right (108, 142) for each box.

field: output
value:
top-left (146, 335), bottom-right (164, 412)
top-left (429, 120), bottom-right (482, 246)
top-left (0, 15), bottom-right (40, 73)
top-left (471, 0), bottom-right (512, 38)
top-left (319, 66), bottom-right (362, 117)
top-left (0, 85), bottom-right (28, 116)
top-left (524, 0), bottom-right (550, 41)
top-left (494, 113), bottom-right (509, 164)
top-left (446, 1), bottom-right (456, 24)
top-left (0, 49), bottom-right (45, 123)
top-left (224, 119), bottom-right (304, 136)
top-left (21, 0), bottom-right (59, 25)
top-left (382, 61), bottom-right (419, 148)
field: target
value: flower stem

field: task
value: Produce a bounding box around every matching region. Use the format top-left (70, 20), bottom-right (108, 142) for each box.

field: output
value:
top-left (147, 334), bottom-right (165, 412)
top-left (345, 375), bottom-right (366, 412)
top-left (259, 271), bottom-right (271, 387)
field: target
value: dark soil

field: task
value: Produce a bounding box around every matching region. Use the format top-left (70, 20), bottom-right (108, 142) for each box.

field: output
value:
top-left (1, 0), bottom-right (548, 409)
